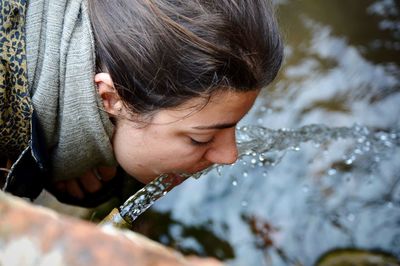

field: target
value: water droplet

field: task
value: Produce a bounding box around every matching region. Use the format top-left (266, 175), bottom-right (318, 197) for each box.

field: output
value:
top-left (354, 148), bottom-right (362, 155)
top-left (262, 171), bottom-right (268, 177)
top-left (139, 195), bottom-right (146, 201)
top-left (292, 146), bottom-right (300, 151)
top-left (258, 154), bottom-right (265, 162)
top-left (146, 186), bottom-right (156, 193)
top-left (241, 201), bottom-right (248, 207)
top-left (363, 146), bottom-right (371, 152)
top-left (347, 213), bottom-right (355, 222)
top-left (257, 118), bottom-right (263, 124)
top-left (216, 166), bottom-right (223, 176)
top-left (251, 158), bottom-right (257, 164)
top-left (384, 140), bottom-right (393, 147)
top-left (162, 191), bottom-right (168, 196)
top-left (133, 209), bottom-right (141, 215)
top-left (345, 155), bottom-right (355, 165)
top-left (357, 136), bottom-right (366, 143)
top-left (327, 169), bottom-right (337, 176)
top-left (243, 171), bottom-right (248, 177)
top-left (232, 180), bottom-right (238, 186)
top-left (345, 159), bottom-right (353, 165)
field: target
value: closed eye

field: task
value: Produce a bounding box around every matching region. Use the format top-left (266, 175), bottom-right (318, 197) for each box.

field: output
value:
top-left (190, 137), bottom-right (214, 146)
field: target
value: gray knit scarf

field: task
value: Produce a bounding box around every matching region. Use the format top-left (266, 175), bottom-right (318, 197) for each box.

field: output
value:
top-left (26, 0), bottom-right (117, 181)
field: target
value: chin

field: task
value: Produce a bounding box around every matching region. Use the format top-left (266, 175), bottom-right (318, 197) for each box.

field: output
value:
top-left (184, 165), bottom-right (212, 175)
top-left (123, 166), bottom-right (164, 184)
top-left (128, 172), bottom-right (158, 184)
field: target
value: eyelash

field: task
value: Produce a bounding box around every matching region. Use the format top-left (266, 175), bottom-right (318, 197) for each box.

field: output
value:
top-left (190, 137), bottom-right (214, 146)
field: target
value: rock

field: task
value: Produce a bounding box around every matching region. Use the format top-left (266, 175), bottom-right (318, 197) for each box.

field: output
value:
top-left (0, 191), bottom-right (223, 266)
top-left (315, 248), bottom-right (400, 266)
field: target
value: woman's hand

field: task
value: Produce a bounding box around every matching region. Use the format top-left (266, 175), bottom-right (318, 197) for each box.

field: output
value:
top-left (54, 166), bottom-right (117, 200)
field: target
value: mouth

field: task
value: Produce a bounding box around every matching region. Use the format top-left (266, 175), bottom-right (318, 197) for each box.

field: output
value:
top-left (181, 163), bottom-right (213, 176)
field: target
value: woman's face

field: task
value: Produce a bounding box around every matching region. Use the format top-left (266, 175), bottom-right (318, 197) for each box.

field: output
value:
top-left (112, 90), bottom-right (259, 184)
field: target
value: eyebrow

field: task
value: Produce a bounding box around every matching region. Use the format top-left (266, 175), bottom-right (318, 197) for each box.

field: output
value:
top-left (191, 122), bottom-right (237, 130)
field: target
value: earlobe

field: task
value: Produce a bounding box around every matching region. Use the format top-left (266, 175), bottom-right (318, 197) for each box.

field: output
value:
top-left (94, 73), bottom-right (123, 116)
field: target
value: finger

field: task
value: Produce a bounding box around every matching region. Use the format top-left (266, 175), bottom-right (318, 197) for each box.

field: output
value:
top-left (96, 166), bottom-right (117, 182)
top-left (65, 180), bottom-right (85, 199)
top-left (79, 170), bottom-right (102, 193)
top-left (54, 180), bottom-right (67, 193)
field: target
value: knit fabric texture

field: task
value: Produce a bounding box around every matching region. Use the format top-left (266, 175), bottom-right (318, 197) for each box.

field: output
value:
top-left (26, 0), bottom-right (117, 181)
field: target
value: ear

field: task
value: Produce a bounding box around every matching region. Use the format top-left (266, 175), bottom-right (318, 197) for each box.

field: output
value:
top-left (94, 73), bottom-right (124, 116)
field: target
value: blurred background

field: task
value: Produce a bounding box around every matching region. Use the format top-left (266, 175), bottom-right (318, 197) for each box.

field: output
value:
top-left (131, 0), bottom-right (400, 265)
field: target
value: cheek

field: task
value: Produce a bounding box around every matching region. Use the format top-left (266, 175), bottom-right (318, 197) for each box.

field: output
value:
top-left (111, 123), bottom-right (208, 176)
top-left (155, 144), bottom-right (205, 166)
top-left (111, 124), bottom-right (144, 164)
top-left (151, 132), bottom-right (203, 160)
top-left (112, 132), bottom-right (135, 167)
top-left (144, 139), bottom-right (207, 172)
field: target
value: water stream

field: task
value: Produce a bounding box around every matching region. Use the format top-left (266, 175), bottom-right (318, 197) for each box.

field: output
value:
top-left (117, 124), bottom-right (399, 225)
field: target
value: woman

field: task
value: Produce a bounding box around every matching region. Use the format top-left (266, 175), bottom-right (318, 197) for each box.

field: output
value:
top-left (0, 0), bottom-right (283, 207)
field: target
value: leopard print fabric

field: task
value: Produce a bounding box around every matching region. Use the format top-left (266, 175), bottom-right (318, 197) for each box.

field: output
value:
top-left (0, 0), bottom-right (32, 159)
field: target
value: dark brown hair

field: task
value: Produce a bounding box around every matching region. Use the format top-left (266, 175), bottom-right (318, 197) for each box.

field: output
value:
top-left (88, 0), bottom-right (283, 116)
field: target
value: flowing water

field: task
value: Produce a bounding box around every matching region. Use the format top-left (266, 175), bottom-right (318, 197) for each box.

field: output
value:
top-left (117, 124), bottom-right (399, 225)
top-left (123, 1), bottom-right (400, 265)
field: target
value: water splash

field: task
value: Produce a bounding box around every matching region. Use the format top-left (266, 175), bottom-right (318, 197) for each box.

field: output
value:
top-left (236, 124), bottom-right (398, 157)
top-left (118, 173), bottom-right (190, 225)
top-left (114, 124), bottom-right (400, 226)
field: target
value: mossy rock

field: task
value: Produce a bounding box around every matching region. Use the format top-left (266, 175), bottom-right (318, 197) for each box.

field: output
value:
top-left (315, 248), bottom-right (400, 266)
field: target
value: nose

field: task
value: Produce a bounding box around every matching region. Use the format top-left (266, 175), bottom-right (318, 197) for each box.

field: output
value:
top-left (204, 128), bottom-right (238, 165)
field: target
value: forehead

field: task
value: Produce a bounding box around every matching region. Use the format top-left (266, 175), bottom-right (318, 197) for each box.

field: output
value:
top-left (152, 90), bottom-right (260, 126)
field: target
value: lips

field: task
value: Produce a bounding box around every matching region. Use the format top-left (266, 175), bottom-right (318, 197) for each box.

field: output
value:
top-left (183, 163), bottom-right (213, 175)
top-left (153, 164), bottom-right (212, 189)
